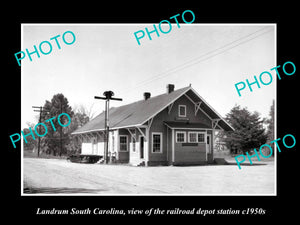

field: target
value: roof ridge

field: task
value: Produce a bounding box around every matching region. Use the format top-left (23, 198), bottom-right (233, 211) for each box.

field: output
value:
top-left (108, 85), bottom-right (191, 111)
top-left (72, 85), bottom-right (192, 134)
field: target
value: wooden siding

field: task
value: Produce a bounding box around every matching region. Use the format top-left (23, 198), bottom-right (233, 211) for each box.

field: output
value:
top-left (174, 137), bottom-right (206, 163)
top-left (148, 94), bottom-right (212, 165)
top-left (81, 133), bottom-right (105, 156)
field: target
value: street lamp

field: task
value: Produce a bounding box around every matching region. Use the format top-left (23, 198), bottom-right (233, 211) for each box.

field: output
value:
top-left (94, 91), bottom-right (122, 163)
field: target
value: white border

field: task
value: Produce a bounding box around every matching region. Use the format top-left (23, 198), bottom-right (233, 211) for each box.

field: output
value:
top-left (21, 23), bottom-right (277, 196)
top-left (21, 24), bottom-right (24, 196)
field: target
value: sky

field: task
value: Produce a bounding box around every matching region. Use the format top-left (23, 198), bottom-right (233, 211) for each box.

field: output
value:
top-left (21, 24), bottom-right (275, 129)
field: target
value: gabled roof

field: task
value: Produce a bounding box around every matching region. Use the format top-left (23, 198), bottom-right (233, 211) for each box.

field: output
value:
top-left (72, 86), bottom-right (234, 135)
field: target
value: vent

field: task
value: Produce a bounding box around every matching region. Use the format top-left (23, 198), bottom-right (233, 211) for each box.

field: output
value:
top-left (144, 92), bottom-right (151, 100)
top-left (166, 84), bottom-right (175, 94)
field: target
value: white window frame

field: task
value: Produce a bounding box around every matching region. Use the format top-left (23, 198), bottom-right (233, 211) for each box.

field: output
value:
top-left (152, 132), bottom-right (163, 153)
top-left (178, 105), bottom-right (186, 117)
top-left (188, 131), bottom-right (206, 143)
top-left (176, 131), bottom-right (186, 143)
top-left (188, 132), bottom-right (198, 143)
top-left (197, 132), bottom-right (206, 143)
top-left (119, 135), bottom-right (128, 152)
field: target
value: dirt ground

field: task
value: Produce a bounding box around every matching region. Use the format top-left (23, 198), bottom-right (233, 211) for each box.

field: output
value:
top-left (23, 158), bottom-right (275, 195)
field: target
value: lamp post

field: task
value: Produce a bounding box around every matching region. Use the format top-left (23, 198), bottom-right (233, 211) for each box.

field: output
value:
top-left (94, 91), bottom-right (122, 163)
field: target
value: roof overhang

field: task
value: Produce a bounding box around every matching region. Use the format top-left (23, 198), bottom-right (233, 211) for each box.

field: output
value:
top-left (183, 87), bottom-right (234, 132)
top-left (164, 121), bottom-right (212, 130)
top-left (71, 123), bottom-right (147, 135)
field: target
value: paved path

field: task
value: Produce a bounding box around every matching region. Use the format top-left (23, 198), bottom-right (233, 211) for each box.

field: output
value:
top-left (23, 158), bottom-right (275, 195)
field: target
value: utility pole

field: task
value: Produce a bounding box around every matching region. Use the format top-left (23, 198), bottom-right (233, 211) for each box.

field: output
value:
top-left (32, 106), bottom-right (50, 157)
top-left (94, 91), bottom-right (122, 164)
top-left (60, 102), bottom-right (63, 157)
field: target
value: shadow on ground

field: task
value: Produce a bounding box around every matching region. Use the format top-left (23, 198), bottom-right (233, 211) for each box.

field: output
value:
top-left (23, 187), bottom-right (105, 194)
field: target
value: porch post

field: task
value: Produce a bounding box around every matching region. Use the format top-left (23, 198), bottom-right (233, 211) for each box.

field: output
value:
top-left (171, 128), bottom-right (175, 164)
top-left (115, 129), bottom-right (119, 161)
top-left (211, 129), bottom-right (215, 161)
top-left (211, 119), bottom-right (220, 162)
top-left (145, 127), bottom-right (149, 166)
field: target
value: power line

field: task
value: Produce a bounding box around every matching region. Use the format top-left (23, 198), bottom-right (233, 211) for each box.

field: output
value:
top-left (123, 27), bottom-right (273, 93)
top-left (139, 28), bottom-right (273, 86)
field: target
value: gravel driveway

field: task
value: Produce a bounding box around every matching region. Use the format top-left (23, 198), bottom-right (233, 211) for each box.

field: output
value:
top-left (23, 158), bottom-right (275, 195)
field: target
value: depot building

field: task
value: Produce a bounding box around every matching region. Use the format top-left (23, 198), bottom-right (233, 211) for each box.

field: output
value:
top-left (71, 84), bottom-right (234, 166)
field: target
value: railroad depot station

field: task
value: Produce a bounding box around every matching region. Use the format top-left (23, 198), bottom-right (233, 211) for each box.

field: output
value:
top-left (71, 84), bottom-right (233, 166)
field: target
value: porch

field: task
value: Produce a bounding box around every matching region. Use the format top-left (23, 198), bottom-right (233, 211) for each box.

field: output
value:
top-left (73, 127), bottom-right (148, 166)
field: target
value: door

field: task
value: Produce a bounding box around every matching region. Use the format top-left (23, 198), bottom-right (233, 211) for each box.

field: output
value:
top-left (140, 136), bottom-right (144, 159)
top-left (207, 134), bottom-right (212, 154)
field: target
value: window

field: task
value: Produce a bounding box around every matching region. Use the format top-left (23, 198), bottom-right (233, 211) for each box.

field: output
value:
top-left (176, 131), bottom-right (186, 143)
top-left (197, 133), bottom-right (205, 143)
top-left (188, 132), bottom-right (206, 143)
top-left (178, 105), bottom-right (186, 117)
top-left (152, 133), bottom-right (162, 153)
top-left (119, 135), bottom-right (128, 151)
top-left (188, 132), bottom-right (197, 143)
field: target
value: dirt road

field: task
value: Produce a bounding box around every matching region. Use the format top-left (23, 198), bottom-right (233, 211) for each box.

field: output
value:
top-left (23, 158), bottom-right (275, 195)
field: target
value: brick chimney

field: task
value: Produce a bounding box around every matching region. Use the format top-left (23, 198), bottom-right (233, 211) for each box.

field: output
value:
top-left (166, 84), bottom-right (175, 94)
top-left (144, 92), bottom-right (151, 100)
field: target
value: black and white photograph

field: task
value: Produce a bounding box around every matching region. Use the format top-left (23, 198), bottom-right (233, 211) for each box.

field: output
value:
top-left (20, 23), bottom-right (276, 195)
top-left (4, 4), bottom-right (298, 221)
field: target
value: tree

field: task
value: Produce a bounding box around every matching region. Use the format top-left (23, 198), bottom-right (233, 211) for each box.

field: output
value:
top-left (22, 94), bottom-right (91, 157)
top-left (265, 100), bottom-right (275, 155)
top-left (73, 103), bottom-right (96, 120)
top-left (64, 108), bottom-right (90, 154)
top-left (223, 105), bottom-right (268, 154)
top-left (40, 93), bottom-right (74, 156)
top-left (23, 122), bottom-right (36, 151)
